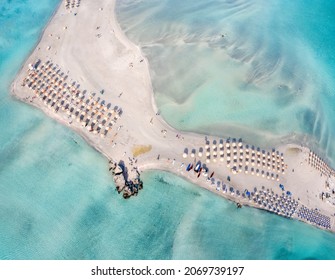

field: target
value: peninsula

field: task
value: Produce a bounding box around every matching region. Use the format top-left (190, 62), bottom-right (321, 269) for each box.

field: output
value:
top-left (11, 0), bottom-right (335, 232)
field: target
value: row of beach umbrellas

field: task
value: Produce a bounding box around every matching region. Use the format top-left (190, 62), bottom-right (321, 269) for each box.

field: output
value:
top-left (23, 59), bottom-right (121, 138)
top-left (65, 0), bottom-right (81, 9)
top-left (308, 151), bottom-right (334, 177)
top-left (297, 205), bottom-right (331, 229)
top-left (182, 159), bottom-right (297, 219)
top-left (183, 138), bottom-right (286, 180)
top-left (244, 187), bottom-right (298, 218)
top-left (221, 183), bottom-right (298, 218)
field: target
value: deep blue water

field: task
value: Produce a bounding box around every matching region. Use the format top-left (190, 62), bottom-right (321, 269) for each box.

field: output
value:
top-left (0, 0), bottom-right (335, 260)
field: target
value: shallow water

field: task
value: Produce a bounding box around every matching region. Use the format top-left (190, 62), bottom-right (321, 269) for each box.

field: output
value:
top-left (116, 0), bottom-right (335, 165)
top-left (2, 165), bottom-right (335, 259)
top-left (1, 0), bottom-right (335, 260)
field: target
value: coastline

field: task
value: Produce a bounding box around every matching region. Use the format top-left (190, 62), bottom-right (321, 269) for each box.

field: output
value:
top-left (9, 0), bottom-right (63, 96)
top-left (11, 0), bottom-right (335, 233)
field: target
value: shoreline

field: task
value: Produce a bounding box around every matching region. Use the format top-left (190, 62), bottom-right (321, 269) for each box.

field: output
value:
top-left (9, 0), bottom-right (63, 96)
top-left (11, 0), bottom-right (335, 233)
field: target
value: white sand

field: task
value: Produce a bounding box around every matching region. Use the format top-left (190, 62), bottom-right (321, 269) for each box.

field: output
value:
top-left (11, 0), bottom-right (335, 232)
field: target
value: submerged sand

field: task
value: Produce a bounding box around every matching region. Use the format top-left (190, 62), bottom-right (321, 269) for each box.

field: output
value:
top-left (11, 0), bottom-right (335, 232)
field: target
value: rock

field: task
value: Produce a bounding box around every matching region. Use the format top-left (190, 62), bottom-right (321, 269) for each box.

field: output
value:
top-left (108, 160), bottom-right (143, 199)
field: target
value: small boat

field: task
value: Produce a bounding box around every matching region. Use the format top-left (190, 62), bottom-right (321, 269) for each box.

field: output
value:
top-left (186, 163), bottom-right (193, 171)
top-left (194, 163), bottom-right (201, 172)
top-left (186, 163), bottom-right (191, 171)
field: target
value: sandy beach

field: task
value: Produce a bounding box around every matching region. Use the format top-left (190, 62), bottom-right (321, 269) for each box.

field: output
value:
top-left (11, 0), bottom-right (335, 232)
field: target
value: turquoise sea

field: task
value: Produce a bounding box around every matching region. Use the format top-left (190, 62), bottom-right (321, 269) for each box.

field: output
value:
top-left (1, 0), bottom-right (335, 259)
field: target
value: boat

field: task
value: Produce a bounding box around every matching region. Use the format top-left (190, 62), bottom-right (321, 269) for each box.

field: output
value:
top-left (194, 163), bottom-right (201, 172)
top-left (186, 163), bottom-right (193, 171)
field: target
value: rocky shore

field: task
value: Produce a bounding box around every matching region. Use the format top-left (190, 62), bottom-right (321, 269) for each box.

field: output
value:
top-left (109, 160), bottom-right (143, 199)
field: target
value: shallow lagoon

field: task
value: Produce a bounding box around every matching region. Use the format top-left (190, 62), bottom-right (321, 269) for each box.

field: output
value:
top-left (116, 0), bottom-right (335, 165)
